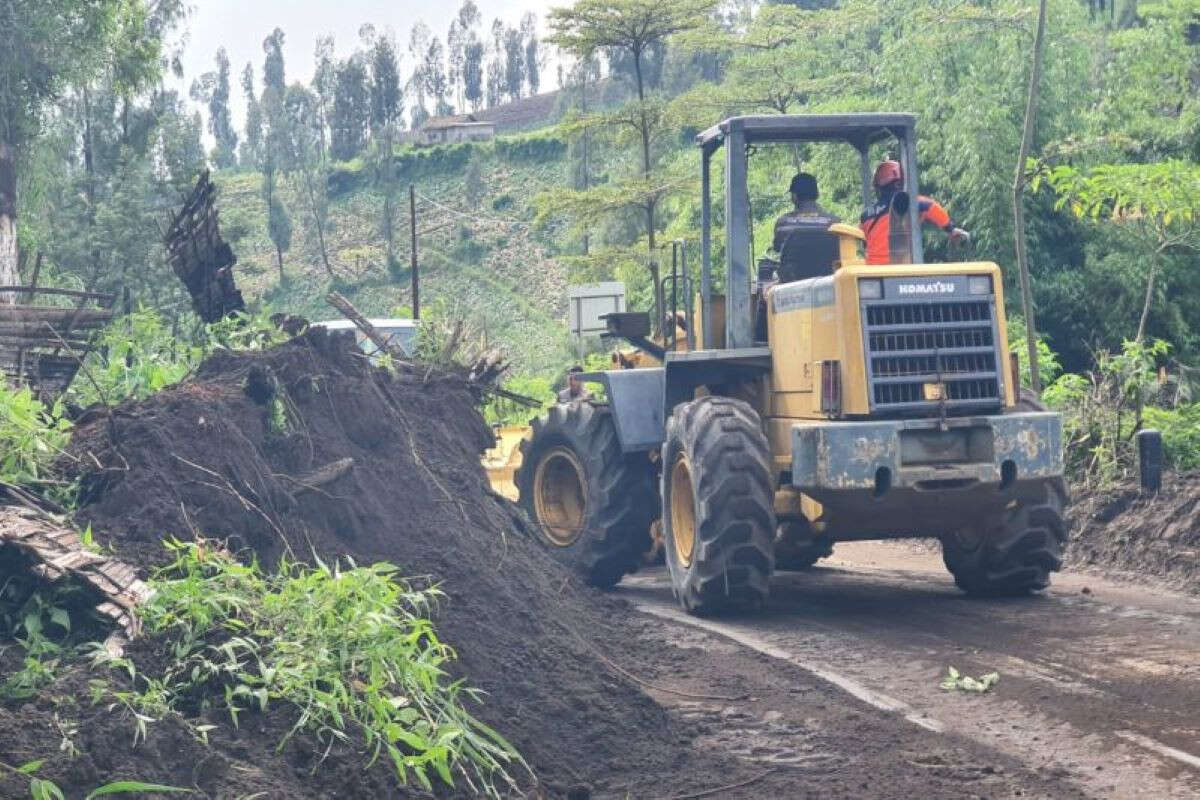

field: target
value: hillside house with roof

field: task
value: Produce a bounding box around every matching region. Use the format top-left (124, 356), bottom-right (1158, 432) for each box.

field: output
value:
top-left (417, 115), bottom-right (495, 145)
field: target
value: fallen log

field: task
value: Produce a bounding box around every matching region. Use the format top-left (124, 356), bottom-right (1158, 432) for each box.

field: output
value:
top-left (324, 292), bottom-right (541, 408)
top-left (324, 291), bottom-right (416, 372)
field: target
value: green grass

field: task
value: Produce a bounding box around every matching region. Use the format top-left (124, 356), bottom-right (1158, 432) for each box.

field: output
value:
top-left (91, 541), bottom-right (524, 796)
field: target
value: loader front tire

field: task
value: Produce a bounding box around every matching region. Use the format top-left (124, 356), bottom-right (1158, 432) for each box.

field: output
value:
top-left (661, 397), bottom-right (775, 614)
top-left (941, 479), bottom-right (1067, 597)
top-left (516, 403), bottom-right (657, 588)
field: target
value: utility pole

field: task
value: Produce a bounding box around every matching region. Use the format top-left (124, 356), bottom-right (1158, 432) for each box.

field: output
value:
top-left (409, 184), bottom-right (420, 320)
top-left (1012, 0), bottom-right (1049, 393)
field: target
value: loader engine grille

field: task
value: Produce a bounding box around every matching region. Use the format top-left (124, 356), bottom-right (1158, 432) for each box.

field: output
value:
top-left (861, 285), bottom-right (1004, 415)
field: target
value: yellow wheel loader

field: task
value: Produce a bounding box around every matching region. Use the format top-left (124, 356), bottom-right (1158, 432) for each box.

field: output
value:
top-left (515, 114), bottom-right (1066, 614)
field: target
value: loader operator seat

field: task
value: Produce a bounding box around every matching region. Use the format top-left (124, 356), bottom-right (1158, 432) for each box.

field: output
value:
top-left (776, 226), bottom-right (840, 283)
top-left (772, 172), bottom-right (840, 284)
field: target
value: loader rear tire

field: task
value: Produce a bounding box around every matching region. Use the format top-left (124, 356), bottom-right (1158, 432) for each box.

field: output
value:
top-left (661, 397), bottom-right (775, 614)
top-left (941, 479), bottom-right (1067, 597)
top-left (516, 403), bottom-right (657, 589)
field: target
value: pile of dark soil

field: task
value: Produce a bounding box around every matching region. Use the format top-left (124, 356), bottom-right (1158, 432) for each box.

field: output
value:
top-left (0, 330), bottom-right (701, 798)
top-left (1068, 474), bottom-right (1200, 593)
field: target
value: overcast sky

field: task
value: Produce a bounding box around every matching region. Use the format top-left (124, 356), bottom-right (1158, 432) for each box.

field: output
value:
top-left (176, 0), bottom-right (559, 129)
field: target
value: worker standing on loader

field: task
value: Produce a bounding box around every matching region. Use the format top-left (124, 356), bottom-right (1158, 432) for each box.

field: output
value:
top-left (772, 172), bottom-right (841, 282)
top-left (861, 160), bottom-right (970, 264)
top-left (557, 366), bottom-right (592, 404)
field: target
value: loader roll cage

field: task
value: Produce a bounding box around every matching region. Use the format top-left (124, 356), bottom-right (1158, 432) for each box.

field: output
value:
top-left (696, 113), bottom-right (922, 350)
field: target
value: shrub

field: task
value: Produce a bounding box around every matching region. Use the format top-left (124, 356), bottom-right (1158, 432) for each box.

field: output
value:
top-left (71, 309), bottom-right (286, 408)
top-left (95, 542), bottom-right (522, 795)
top-left (0, 387), bottom-right (71, 488)
top-left (493, 133), bottom-right (567, 163)
top-left (70, 310), bottom-right (199, 407)
top-left (1042, 338), bottom-right (1200, 485)
top-left (1143, 404), bottom-right (1200, 472)
top-left (1006, 314), bottom-right (1063, 389)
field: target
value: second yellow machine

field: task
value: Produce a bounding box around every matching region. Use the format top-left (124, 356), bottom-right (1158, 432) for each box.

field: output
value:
top-left (515, 113), bottom-right (1066, 614)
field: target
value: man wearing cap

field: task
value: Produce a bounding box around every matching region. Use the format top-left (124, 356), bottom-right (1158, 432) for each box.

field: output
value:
top-left (772, 172), bottom-right (841, 283)
top-left (861, 160), bottom-right (970, 265)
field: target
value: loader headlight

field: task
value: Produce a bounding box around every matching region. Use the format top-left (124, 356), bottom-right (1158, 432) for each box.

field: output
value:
top-left (858, 278), bottom-right (884, 300)
top-left (968, 275), bottom-right (993, 295)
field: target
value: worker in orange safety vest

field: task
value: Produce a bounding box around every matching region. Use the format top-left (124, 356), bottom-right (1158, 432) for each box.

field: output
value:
top-left (860, 160), bottom-right (970, 265)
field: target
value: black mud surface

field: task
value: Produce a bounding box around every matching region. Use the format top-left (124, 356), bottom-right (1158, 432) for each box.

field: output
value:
top-left (1069, 474), bottom-right (1200, 593)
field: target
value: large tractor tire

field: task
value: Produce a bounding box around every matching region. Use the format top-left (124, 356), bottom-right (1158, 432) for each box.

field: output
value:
top-left (940, 479), bottom-right (1067, 596)
top-left (661, 397), bottom-right (775, 614)
top-left (516, 403), bottom-right (657, 588)
top-left (941, 385), bottom-right (1071, 596)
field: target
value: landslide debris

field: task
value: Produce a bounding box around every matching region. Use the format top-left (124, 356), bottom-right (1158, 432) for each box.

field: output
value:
top-left (1069, 474), bottom-right (1200, 593)
top-left (1, 328), bottom-right (689, 798)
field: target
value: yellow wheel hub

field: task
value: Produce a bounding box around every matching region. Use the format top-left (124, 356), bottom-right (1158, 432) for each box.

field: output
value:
top-left (669, 455), bottom-right (697, 567)
top-left (533, 447), bottom-right (587, 546)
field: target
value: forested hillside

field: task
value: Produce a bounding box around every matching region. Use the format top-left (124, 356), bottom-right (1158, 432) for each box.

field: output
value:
top-left (212, 133), bottom-right (580, 374)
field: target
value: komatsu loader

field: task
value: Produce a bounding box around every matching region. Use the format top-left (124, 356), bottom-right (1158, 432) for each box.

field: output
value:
top-left (515, 113), bottom-right (1066, 614)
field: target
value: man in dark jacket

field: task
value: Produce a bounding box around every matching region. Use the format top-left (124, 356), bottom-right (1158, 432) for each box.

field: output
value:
top-left (772, 172), bottom-right (840, 283)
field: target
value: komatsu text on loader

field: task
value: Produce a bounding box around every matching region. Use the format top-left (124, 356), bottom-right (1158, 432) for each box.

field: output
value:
top-left (513, 114), bottom-right (1066, 614)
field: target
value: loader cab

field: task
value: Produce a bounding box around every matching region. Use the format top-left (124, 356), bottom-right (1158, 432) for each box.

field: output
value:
top-left (695, 113), bottom-right (923, 351)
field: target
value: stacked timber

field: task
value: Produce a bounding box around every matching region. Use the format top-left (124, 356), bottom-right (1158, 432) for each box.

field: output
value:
top-left (0, 287), bottom-right (114, 399)
top-left (0, 505), bottom-right (149, 652)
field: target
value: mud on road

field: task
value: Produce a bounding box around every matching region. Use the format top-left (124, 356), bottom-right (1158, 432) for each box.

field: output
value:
top-left (622, 542), bottom-right (1200, 800)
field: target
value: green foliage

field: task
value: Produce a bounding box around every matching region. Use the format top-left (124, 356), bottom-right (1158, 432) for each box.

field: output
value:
top-left (0, 387), bottom-right (71, 488)
top-left (1, 0), bottom-right (177, 147)
top-left (266, 195), bottom-right (293, 270)
top-left (1006, 315), bottom-right (1062, 389)
top-left (483, 374), bottom-right (554, 425)
top-left (71, 310), bottom-right (200, 408)
top-left (0, 759), bottom-right (191, 800)
top-left (71, 309), bottom-right (288, 409)
top-left (0, 585), bottom-right (75, 701)
top-left (1042, 338), bottom-right (1200, 485)
top-left (83, 783), bottom-right (192, 799)
top-left (493, 133), bottom-right (567, 162)
top-left (95, 541), bottom-right (522, 794)
top-left (411, 297), bottom-right (468, 364)
top-left (328, 143), bottom-right (476, 197)
top-left (1036, 161), bottom-right (1200, 225)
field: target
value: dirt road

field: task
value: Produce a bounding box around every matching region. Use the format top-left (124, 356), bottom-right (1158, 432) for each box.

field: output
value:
top-left (617, 543), bottom-right (1200, 799)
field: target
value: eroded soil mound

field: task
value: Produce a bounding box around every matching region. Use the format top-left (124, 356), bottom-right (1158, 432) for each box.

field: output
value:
top-left (0, 330), bottom-right (688, 798)
top-left (1069, 474), bottom-right (1200, 593)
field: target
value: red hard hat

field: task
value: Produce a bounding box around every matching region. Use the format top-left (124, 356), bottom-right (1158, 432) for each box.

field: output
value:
top-left (873, 160), bottom-right (903, 189)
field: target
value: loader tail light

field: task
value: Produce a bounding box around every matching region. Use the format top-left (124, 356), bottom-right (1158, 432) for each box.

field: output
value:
top-left (820, 360), bottom-right (842, 417)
